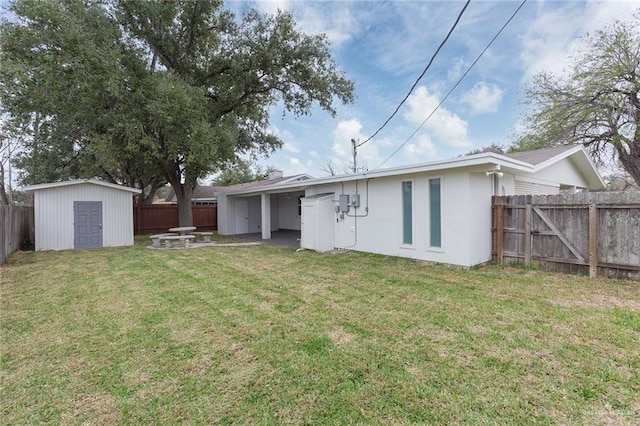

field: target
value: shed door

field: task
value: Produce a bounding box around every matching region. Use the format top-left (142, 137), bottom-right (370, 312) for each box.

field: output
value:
top-left (74, 201), bottom-right (103, 249)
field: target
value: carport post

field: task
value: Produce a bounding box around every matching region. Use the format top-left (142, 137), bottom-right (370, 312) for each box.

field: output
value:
top-left (261, 193), bottom-right (271, 240)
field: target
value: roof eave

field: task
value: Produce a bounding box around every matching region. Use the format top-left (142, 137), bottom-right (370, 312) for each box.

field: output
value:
top-left (23, 178), bottom-right (142, 194)
top-left (223, 154), bottom-right (535, 196)
top-left (532, 146), bottom-right (606, 190)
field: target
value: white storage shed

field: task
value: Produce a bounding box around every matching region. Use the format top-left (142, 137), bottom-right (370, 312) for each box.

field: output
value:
top-left (24, 179), bottom-right (141, 251)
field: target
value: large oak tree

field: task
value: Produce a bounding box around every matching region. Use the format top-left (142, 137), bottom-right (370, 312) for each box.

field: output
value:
top-left (512, 15), bottom-right (640, 186)
top-left (1, 0), bottom-right (354, 224)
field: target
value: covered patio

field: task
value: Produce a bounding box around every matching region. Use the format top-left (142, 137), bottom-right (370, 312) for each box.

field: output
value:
top-left (235, 229), bottom-right (301, 248)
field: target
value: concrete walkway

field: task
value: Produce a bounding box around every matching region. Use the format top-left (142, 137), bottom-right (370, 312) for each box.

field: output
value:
top-left (147, 241), bottom-right (263, 250)
top-left (235, 230), bottom-right (301, 248)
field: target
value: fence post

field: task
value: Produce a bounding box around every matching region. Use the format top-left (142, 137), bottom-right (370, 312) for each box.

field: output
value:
top-left (524, 203), bottom-right (532, 267)
top-left (589, 203), bottom-right (597, 278)
top-left (496, 203), bottom-right (504, 265)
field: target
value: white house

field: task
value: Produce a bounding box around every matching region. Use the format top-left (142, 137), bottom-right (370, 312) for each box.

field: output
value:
top-left (217, 145), bottom-right (605, 267)
top-left (24, 179), bottom-right (141, 251)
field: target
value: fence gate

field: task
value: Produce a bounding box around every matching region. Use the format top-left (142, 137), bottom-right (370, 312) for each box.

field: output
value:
top-left (492, 192), bottom-right (640, 280)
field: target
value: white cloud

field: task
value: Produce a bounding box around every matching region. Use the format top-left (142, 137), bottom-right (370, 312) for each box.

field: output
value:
top-left (519, 1), bottom-right (637, 80)
top-left (404, 86), bottom-right (471, 148)
top-left (253, 0), bottom-right (357, 46)
top-left (404, 134), bottom-right (437, 162)
top-left (462, 82), bottom-right (504, 115)
top-left (331, 118), bottom-right (382, 171)
top-left (251, 0), bottom-right (291, 15)
top-left (331, 119), bottom-right (362, 158)
top-left (309, 150), bottom-right (319, 158)
top-left (282, 142), bottom-right (300, 153)
top-left (279, 156), bottom-right (307, 176)
top-left (447, 57), bottom-right (467, 81)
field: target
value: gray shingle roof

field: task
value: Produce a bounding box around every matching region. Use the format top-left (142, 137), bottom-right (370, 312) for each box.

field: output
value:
top-left (504, 145), bottom-right (579, 166)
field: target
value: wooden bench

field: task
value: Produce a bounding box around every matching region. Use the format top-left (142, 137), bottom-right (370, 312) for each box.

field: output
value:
top-left (149, 233), bottom-right (176, 248)
top-left (192, 232), bottom-right (214, 243)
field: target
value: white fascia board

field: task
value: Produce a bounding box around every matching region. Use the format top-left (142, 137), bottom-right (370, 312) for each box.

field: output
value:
top-left (281, 174), bottom-right (313, 183)
top-left (531, 145), bottom-right (584, 171)
top-left (532, 146), bottom-right (605, 189)
top-left (23, 178), bottom-right (142, 194)
top-left (224, 154), bottom-right (535, 196)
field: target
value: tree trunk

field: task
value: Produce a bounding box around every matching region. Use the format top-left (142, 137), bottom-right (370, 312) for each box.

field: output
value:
top-left (137, 178), bottom-right (164, 205)
top-left (0, 160), bottom-right (9, 205)
top-left (617, 143), bottom-right (640, 187)
top-left (172, 182), bottom-right (194, 226)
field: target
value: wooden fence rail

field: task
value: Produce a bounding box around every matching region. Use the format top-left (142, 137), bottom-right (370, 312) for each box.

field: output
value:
top-left (133, 204), bottom-right (217, 235)
top-left (492, 192), bottom-right (640, 280)
top-left (0, 205), bottom-right (34, 265)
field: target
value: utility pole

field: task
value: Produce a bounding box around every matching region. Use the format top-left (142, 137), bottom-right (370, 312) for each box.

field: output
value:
top-left (350, 138), bottom-right (358, 173)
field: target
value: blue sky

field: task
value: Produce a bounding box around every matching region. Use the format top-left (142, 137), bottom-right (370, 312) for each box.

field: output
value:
top-left (1, 0), bottom-right (637, 186)
top-left (224, 0), bottom-right (638, 178)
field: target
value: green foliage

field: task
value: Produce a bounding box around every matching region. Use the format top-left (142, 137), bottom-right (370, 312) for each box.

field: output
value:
top-left (1, 0), bottom-right (354, 219)
top-left (512, 13), bottom-right (640, 185)
top-left (214, 158), bottom-right (277, 186)
top-left (465, 143), bottom-right (505, 156)
top-left (1, 0), bottom-right (164, 201)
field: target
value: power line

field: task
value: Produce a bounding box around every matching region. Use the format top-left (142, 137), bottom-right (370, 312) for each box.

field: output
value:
top-left (357, 0), bottom-right (471, 148)
top-left (374, 0), bottom-right (528, 170)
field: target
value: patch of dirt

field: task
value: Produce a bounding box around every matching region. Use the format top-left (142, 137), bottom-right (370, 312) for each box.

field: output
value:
top-left (548, 295), bottom-right (640, 311)
top-left (406, 365), bottom-right (426, 381)
top-left (467, 324), bottom-right (492, 334)
top-left (328, 327), bottom-right (355, 347)
top-left (183, 355), bottom-right (213, 376)
top-left (588, 403), bottom-right (640, 426)
top-left (62, 392), bottom-right (120, 424)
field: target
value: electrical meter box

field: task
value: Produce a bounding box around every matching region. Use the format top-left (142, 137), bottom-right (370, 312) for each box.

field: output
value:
top-left (339, 194), bottom-right (350, 212)
top-left (349, 194), bottom-right (360, 207)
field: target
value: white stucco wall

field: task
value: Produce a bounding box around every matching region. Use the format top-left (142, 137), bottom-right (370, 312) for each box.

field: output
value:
top-left (248, 196), bottom-right (261, 232)
top-left (270, 196), bottom-right (279, 231)
top-left (469, 172), bottom-right (494, 265)
top-left (531, 158), bottom-right (590, 188)
top-left (33, 183), bottom-right (135, 251)
top-left (277, 193), bottom-right (302, 230)
top-left (217, 193), bottom-right (233, 235)
top-left (304, 170), bottom-right (495, 267)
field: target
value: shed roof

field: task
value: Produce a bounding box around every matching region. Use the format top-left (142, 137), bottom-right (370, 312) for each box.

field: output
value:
top-left (23, 179), bottom-right (142, 194)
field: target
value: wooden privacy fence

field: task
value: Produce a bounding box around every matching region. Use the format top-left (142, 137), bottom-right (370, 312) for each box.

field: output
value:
top-left (134, 204), bottom-right (217, 235)
top-left (0, 205), bottom-right (34, 265)
top-left (492, 192), bottom-right (639, 279)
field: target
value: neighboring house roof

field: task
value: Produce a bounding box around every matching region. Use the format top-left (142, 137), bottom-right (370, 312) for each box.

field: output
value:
top-left (192, 185), bottom-right (221, 201)
top-left (220, 145), bottom-right (605, 196)
top-left (23, 178), bottom-right (142, 194)
top-left (166, 173), bottom-right (313, 202)
top-left (164, 185), bottom-right (221, 203)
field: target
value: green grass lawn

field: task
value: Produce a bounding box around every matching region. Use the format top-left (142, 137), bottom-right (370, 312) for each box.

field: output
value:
top-left (1, 236), bottom-right (639, 424)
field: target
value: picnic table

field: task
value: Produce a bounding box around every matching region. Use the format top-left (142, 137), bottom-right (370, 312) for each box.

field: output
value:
top-left (149, 226), bottom-right (213, 248)
top-left (169, 226), bottom-right (196, 235)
